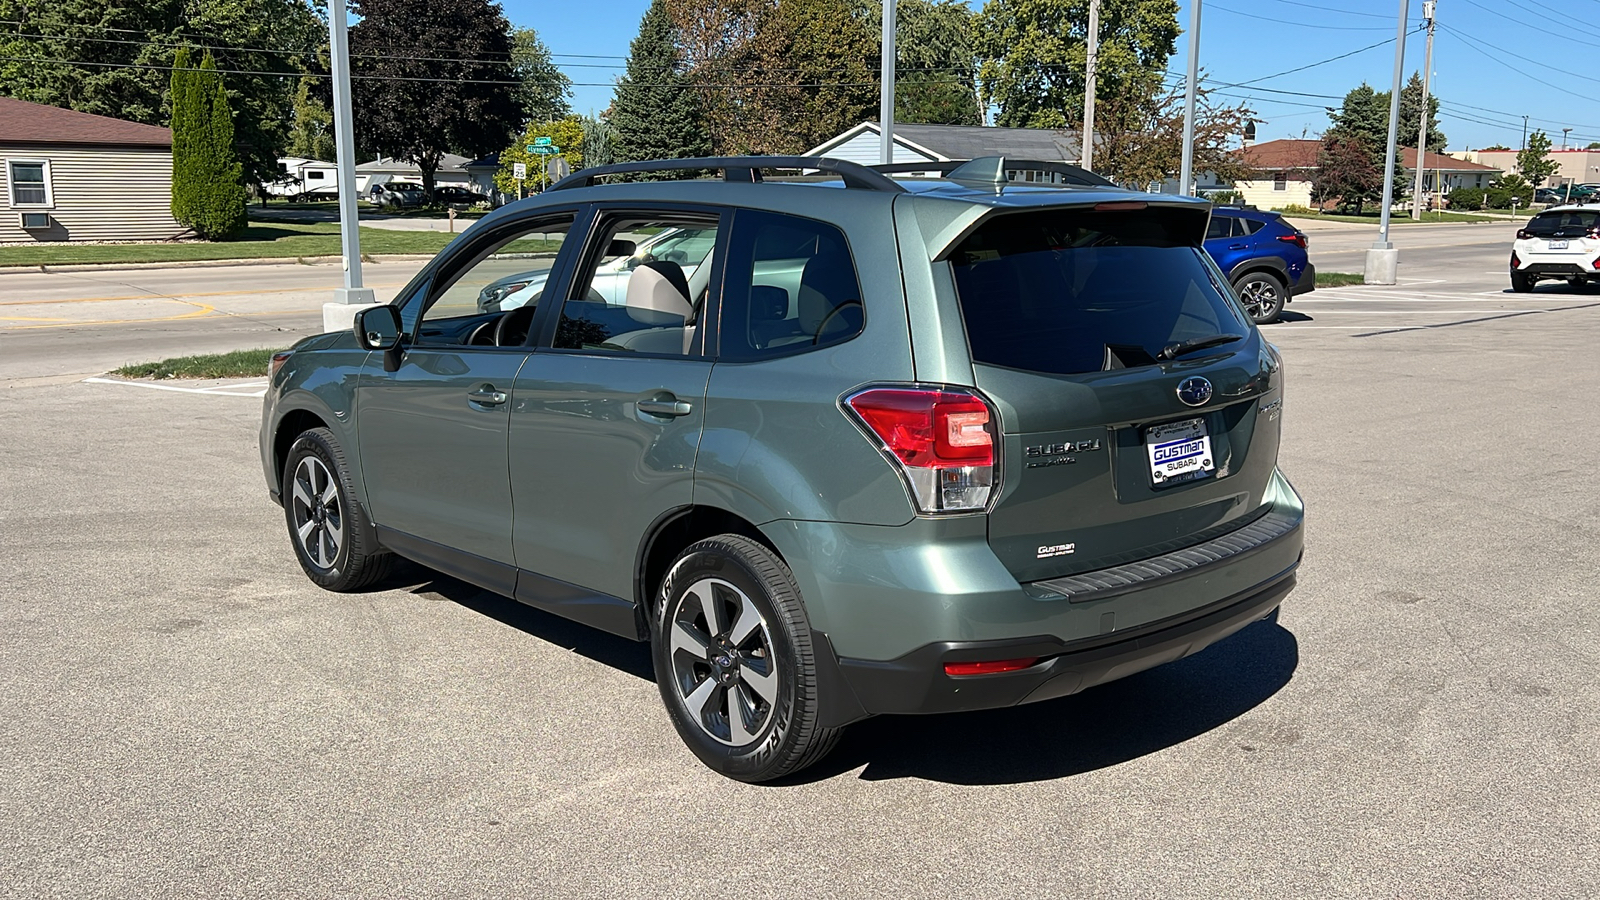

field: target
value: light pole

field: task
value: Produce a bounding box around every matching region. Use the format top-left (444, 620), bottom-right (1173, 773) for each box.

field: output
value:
top-left (1364, 0), bottom-right (1409, 285)
top-left (1082, 0), bottom-right (1100, 172)
top-left (1178, 0), bottom-right (1202, 196)
top-left (879, 0), bottom-right (896, 165)
top-left (323, 0), bottom-right (376, 333)
top-left (1410, 0), bottom-right (1435, 221)
top-left (1562, 127), bottom-right (1571, 150)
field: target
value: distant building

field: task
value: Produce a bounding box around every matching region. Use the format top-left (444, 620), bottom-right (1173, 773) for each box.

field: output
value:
top-left (267, 157), bottom-right (340, 200)
top-left (806, 122), bottom-right (1085, 184)
top-left (355, 153), bottom-right (481, 198)
top-left (0, 97), bottom-right (184, 243)
top-left (1236, 139), bottom-right (1502, 209)
top-left (1451, 148), bottom-right (1600, 189)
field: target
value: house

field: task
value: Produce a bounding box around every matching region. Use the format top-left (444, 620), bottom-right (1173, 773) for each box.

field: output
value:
top-left (0, 97), bottom-right (184, 242)
top-left (354, 153), bottom-right (478, 198)
top-left (267, 156), bottom-right (340, 200)
top-left (806, 122), bottom-right (1084, 184)
top-left (1235, 139), bottom-right (1503, 209)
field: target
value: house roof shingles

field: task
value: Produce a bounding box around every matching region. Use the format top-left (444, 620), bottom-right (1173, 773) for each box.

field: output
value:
top-left (1240, 138), bottom-right (1503, 173)
top-left (0, 97), bottom-right (172, 148)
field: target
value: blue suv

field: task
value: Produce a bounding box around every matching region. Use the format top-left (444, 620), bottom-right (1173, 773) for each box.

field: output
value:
top-left (1203, 207), bottom-right (1314, 324)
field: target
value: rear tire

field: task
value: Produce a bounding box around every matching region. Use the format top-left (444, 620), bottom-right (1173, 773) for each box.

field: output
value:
top-left (282, 428), bottom-right (392, 592)
top-left (1510, 270), bottom-right (1534, 293)
top-left (1234, 271), bottom-right (1287, 324)
top-left (652, 534), bottom-right (842, 782)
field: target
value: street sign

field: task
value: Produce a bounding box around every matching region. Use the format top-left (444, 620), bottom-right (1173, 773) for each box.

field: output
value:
top-left (533, 137), bottom-right (553, 146)
top-left (530, 145), bottom-right (559, 155)
top-left (545, 157), bottom-right (571, 181)
top-left (512, 161), bottom-right (526, 180)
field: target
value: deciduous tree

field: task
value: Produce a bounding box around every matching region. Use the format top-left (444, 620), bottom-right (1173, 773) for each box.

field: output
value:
top-left (496, 116), bottom-right (585, 195)
top-left (854, 0), bottom-right (980, 126)
top-left (1516, 130), bottom-right (1559, 187)
top-left (287, 76), bottom-right (336, 162)
top-left (511, 27), bottom-right (572, 124)
top-left (1092, 81), bottom-right (1254, 188)
top-left (972, 0), bottom-right (1178, 129)
top-left (349, 0), bottom-right (524, 198)
top-left (1312, 136), bottom-right (1381, 215)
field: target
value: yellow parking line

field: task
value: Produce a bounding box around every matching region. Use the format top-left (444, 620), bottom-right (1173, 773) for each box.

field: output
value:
top-left (0, 282), bottom-right (410, 307)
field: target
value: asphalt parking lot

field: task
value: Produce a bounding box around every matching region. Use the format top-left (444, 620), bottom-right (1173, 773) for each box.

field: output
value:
top-left (2, 241), bottom-right (1597, 896)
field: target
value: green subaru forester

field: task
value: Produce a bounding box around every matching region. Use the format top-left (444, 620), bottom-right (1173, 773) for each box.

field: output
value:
top-left (260, 156), bottom-right (1304, 782)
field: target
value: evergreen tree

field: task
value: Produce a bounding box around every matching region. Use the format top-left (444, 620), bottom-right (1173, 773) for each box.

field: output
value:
top-left (611, 0), bottom-right (712, 169)
top-left (201, 70), bottom-right (248, 237)
top-left (170, 50), bottom-right (246, 240)
top-left (169, 46), bottom-right (198, 226)
top-left (856, 0), bottom-right (981, 126)
top-left (1323, 83), bottom-right (1405, 206)
top-left (1397, 72), bottom-right (1446, 152)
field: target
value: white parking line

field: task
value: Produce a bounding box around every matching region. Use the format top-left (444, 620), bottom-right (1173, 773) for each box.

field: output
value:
top-left (83, 376), bottom-right (268, 398)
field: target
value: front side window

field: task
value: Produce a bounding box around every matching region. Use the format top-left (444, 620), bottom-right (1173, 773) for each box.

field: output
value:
top-left (8, 161), bottom-right (50, 206)
top-left (551, 214), bottom-right (721, 357)
top-left (718, 210), bottom-right (864, 361)
top-left (950, 207), bottom-right (1248, 377)
top-left (415, 216), bottom-right (574, 347)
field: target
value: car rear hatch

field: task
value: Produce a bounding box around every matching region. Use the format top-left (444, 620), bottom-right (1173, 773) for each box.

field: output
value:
top-left (944, 203), bottom-right (1286, 584)
top-left (1519, 209), bottom-right (1600, 259)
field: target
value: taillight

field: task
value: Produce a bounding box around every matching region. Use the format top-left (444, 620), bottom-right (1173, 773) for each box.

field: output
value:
top-left (1511, 252), bottom-right (1521, 268)
top-left (1516, 229), bottom-right (1530, 240)
top-left (269, 350), bottom-right (293, 379)
top-left (944, 657), bottom-right (1039, 676)
top-left (844, 386), bottom-right (998, 514)
top-left (1276, 233), bottom-right (1308, 249)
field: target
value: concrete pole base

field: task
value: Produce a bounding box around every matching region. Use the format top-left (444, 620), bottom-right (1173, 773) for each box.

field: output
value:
top-left (1364, 248), bottom-right (1399, 285)
top-left (323, 287), bottom-right (378, 334)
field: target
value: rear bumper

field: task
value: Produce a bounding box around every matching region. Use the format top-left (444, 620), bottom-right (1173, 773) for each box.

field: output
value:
top-left (1516, 261), bottom-right (1595, 277)
top-left (1290, 262), bottom-right (1316, 296)
top-left (830, 555), bottom-right (1297, 720)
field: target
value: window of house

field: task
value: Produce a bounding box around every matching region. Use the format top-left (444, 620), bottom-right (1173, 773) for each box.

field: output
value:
top-left (1273, 172), bottom-right (1287, 191)
top-left (7, 160), bottom-right (51, 207)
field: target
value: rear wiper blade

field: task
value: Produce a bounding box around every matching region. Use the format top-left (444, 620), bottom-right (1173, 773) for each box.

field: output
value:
top-left (1158, 334), bottom-right (1244, 360)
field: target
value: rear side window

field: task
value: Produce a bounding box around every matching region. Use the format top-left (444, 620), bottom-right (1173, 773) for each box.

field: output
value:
top-left (950, 207), bottom-right (1247, 376)
top-left (717, 210), bottom-right (863, 360)
top-left (1525, 210), bottom-right (1599, 237)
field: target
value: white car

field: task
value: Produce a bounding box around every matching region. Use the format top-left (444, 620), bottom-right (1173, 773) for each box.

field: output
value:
top-left (479, 226), bottom-right (718, 311)
top-left (1511, 204), bottom-right (1600, 292)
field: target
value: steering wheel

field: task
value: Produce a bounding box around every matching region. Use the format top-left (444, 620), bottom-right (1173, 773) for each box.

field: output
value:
top-left (466, 319), bottom-right (498, 346)
top-left (492, 304), bottom-right (540, 347)
top-left (812, 301), bottom-right (863, 345)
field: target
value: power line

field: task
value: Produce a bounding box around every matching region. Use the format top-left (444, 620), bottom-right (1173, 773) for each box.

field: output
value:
top-left (1208, 2), bottom-right (1391, 31)
top-left (1264, 0), bottom-right (1395, 20)
top-left (1229, 27), bottom-right (1422, 87)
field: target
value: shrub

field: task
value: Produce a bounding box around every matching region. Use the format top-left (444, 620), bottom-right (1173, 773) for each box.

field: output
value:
top-left (1205, 190), bottom-right (1243, 206)
top-left (1447, 187), bottom-right (1485, 210)
top-left (1274, 204), bottom-right (1318, 216)
top-left (1485, 174), bottom-right (1534, 210)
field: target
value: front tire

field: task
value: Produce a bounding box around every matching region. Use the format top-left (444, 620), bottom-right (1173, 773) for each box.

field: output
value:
top-left (282, 427), bottom-right (392, 591)
top-left (653, 534), bottom-right (842, 782)
top-left (1510, 270), bottom-right (1534, 293)
top-left (1234, 271), bottom-right (1287, 324)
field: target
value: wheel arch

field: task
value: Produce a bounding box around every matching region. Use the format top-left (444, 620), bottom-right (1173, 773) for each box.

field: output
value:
top-left (635, 505), bottom-right (781, 620)
top-left (1229, 256), bottom-right (1289, 284)
top-left (271, 407), bottom-right (330, 502)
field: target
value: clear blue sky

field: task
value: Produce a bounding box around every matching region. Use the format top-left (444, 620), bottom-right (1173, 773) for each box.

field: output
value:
top-left (502, 0), bottom-right (1600, 151)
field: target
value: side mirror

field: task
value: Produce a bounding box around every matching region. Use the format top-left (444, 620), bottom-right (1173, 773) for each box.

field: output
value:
top-left (353, 304), bottom-right (403, 351)
top-left (606, 238), bottom-right (637, 258)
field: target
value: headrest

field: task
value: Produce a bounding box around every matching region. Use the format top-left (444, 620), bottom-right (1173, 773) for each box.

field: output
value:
top-left (625, 260), bottom-right (693, 319)
top-left (751, 285), bottom-right (788, 321)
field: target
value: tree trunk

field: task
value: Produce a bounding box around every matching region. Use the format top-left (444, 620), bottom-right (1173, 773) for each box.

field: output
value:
top-left (418, 152), bottom-right (443, 203)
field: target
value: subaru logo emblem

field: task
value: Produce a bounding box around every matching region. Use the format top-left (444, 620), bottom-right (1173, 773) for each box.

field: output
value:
top-left (1177, 376), bottom-right (1213, 407)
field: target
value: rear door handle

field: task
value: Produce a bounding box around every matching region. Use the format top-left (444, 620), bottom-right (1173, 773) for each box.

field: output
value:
top-left (638, 397), bottom-right (693, 417)
top-left (1228, 243), bottom-right (1248, 250)
top-left (467, 386), bottom-right (508, 406)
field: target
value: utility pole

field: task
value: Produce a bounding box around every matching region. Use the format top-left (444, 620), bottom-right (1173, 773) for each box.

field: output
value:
top-left (879, 0), bottom-right (896, 165)
top-left (1410, 0), bottom-right (1435, 221)
top-left (1364, 0), bottom-right (1409, 285)
top-left (1521, 115), bottom-right (1529, 150)
top-left (1082, 0), bottom-right (1100, 172)
top-left (1562, 127), bottom-right (1571, 150)
top-left (322, 0), bottom-right (375, 333)
top-left (1178, 0), bottom-right (1202, 196)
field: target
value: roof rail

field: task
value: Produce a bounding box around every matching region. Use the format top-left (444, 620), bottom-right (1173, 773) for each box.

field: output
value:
top-left (547, 156), bottom-right (905, 193)
top-left (870, 157), bottom-right (1116, 188)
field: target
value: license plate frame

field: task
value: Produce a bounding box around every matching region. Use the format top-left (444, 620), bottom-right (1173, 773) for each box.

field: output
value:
top-left (1146, 417), bottom-right (1215, 486)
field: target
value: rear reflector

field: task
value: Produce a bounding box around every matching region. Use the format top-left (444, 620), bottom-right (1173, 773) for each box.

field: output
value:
top-left (944, 657), bottom-right (1040, 676)
top-left (845, 386), bottom-right (998, 514)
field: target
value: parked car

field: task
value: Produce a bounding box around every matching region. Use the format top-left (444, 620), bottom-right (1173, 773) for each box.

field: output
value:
top-left (433, 186), bottom-right (490, 207)
top-left (1202, 206), bottom-right (1314, 325)
top-left (1509, 204), bottom-right (1600, 292)
top-left (369, 181), bottom-right (425, 208)
top-left (476, 225), bottom-right (719, 312)
top-left (262, 156), bottom-right (1304, 782)
top-left (1534, 187), bottom-right (1568, 205)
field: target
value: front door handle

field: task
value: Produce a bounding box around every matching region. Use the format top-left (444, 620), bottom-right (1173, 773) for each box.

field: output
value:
top-left (467, 386), bottom-right (508, 406)
top-left (637, 397), bottom-right (693, 417)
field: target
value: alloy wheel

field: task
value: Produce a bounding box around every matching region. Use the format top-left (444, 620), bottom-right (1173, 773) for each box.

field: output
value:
top-left (667, 577), bottom-right (779, 746)
top-left (1238, 278), bottom-right (1280, 320)
top-left (290, 456), bottom-right (344, 570)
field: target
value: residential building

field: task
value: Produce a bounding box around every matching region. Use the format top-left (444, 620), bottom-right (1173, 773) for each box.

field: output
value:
top-left (1236, 139), bottom-right (1502, 209)
top-left (0, 97), bottom-right (184, 243)
top-left (354, 153), bottom-right (479, 197)
top-left (806, 122), bottom-right (1084, 183)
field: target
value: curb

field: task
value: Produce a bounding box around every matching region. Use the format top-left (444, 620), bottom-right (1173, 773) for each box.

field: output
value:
top-left (0, 254), bottom-right (437, 275)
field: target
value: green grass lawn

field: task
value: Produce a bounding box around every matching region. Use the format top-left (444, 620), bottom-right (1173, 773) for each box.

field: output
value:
top-left (0, 221), bottom-right (462, 267)
top-left (112, 347), bottom-right (285, 379)
top-left (1283, 209), bottom-right (1526, 225)
top-left (1316, 272), bottom-right (1365, 287)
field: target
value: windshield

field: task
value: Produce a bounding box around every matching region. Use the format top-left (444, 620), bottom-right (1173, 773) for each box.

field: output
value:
top-left (1525, 210), bottom-right (1599, 237)
top-left (950, 207), bottom-right (1247, 376)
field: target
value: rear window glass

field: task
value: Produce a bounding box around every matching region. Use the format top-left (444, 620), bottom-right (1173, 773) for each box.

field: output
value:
top-left (950, 207), bottom-right (1247, 376)
top-left (1525, 210), bottom-right (1599, 237)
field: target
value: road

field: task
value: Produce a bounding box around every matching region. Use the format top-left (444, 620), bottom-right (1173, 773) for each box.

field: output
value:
top-left (2, 235), bottom-right (1597, 896)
